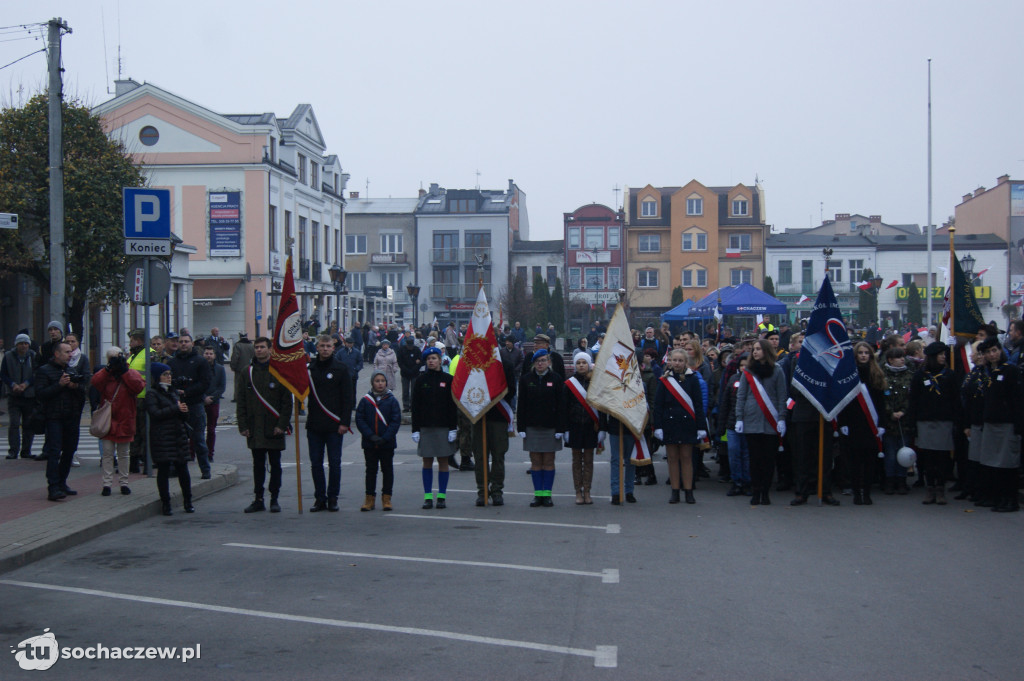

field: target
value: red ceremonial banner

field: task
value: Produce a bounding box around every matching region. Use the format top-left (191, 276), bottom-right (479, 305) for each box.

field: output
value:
top-left (270, 256), bottom-right (310, 403)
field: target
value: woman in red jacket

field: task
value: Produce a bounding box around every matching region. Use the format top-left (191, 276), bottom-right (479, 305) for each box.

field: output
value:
top-left (90, 347), bottom-right (145, 496)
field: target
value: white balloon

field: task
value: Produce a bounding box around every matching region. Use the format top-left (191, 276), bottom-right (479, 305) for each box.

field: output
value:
top-left (896, 446), bottom-right (917, 468)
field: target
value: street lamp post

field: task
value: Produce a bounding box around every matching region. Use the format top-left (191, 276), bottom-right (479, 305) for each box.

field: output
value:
top-left (406, 283), bottom-right (420, 329)
top-left (871, 275), bottom-right (884, 329)
top-left (960, 253), bottom-right (976, 284)
top-left (329, 264), bottom-right (348, 333)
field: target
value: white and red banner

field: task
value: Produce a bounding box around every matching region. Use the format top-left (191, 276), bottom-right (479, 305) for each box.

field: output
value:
top-left (588, 301), bottom-right (649, 438)
top-left (451, 286), bottom-right (508, 423)
top-left (270, 256), bottom-right (310, 403)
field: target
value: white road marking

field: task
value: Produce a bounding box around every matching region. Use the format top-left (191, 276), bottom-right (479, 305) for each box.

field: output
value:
top-left (441, 488), bottom-right (611, 500)
top-left (387, 513), bottom-right (621, 534)
top-left (0, 579), bottom-right (616, 668)
top-left (225, 542), bottom-right (619, 583)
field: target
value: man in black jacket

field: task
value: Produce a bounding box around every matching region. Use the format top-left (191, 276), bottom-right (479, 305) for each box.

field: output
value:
top-left (2, 333), bottom-right (37, 459)
top-left (396, 336), bottom-right (421, 412)
top-left (34, 341), bottom-right (87, 500)
top-left (167, 334), bottom-right (213, 479)
top-left (307, 334), bottom-right (354, 512)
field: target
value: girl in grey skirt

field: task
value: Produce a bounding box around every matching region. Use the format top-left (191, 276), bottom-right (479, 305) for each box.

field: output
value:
top-left (411, 347), bottom-right (458, 509)
top-left (977, 337), bottom-right (1022, 512)
top-left (908, 342), bottom-right (957, 505)
top-left (517, 350), bottom-right (566, 507)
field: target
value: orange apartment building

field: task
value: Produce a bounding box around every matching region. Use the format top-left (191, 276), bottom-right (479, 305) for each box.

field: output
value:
top-left (624, 180), bottom-right (767, 325)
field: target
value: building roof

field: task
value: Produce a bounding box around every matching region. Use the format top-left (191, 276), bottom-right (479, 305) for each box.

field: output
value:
top-left (346, 198), bottom-right (420, 215)
top-left (766, 231), bottom-right (1005, 250)
top-left (223, 113), bottom-right (277, 126)
top-left (626, 183), bottom-right (762, 227)
top-left (416, 185), bottom-right (513, 215)
top-left (512, 239), bottom-right (564, 253)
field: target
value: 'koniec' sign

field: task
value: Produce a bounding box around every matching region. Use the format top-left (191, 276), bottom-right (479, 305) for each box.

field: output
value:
top-left (209, 191), bottom-right (242, 257)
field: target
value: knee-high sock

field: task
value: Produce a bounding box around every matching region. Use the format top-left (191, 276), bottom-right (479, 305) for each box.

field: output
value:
top-left (422, 467), bottom-right (433, 496)
top-left (438, 471), bottom-right (449, 497)
top-left (542, 469), bottom-right (555, 495)
top-left (530, 469), bottom-right (543, 493)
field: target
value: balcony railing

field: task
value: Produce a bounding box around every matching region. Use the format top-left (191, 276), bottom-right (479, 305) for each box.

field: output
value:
top-left (312, 261), bottom-right (322, 281)
top-left (775, 282), bottom-right (818, 295)
top-left (429, 247), bottom-right (493, 264)
top-left (463, 247), bottom-right (491, 263)
top-left (429, 283), bottom-right (492, 300)
top-left (370, 252), bottom-right (408, 265)
top-left (299, 258), bottom-right (310, 280)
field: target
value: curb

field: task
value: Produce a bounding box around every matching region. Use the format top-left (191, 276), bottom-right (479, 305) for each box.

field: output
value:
top-left (0, 464), bottom-right (239, 575)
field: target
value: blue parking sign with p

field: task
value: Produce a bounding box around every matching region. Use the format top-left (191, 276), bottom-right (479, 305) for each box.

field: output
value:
top-left (123, 187), bottom-right (171, 239)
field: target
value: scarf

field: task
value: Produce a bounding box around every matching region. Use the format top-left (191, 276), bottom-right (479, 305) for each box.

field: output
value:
top-left (884, 363), bottom-right (907, 373)
top-left (68, 347), bottom-right (82, 368)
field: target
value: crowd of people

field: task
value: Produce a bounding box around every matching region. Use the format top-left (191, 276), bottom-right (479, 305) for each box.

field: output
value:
top-left (5, 314), bottom-right (1022, 516)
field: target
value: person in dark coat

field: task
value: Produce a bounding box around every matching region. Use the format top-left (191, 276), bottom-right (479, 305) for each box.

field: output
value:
top-left (145, 362), bottom-right (194, 515)
top-left (306, 334), bottom-right (354, 512)
top-left (564, 352), bottom-right (602, 505)
top-left (517, 349), bottom-right (567, 507)
top-left (334, 335), bottom-right (363, 407)
top-left (836, 342), bottom-right (889, 506)
top-left (236, 337), bottom-right (293, 513)
top-left (653, 348), bottom-right (706, 504)
top-left (167, 334), bottom-right (212, 479)
top-left (907, 342), bottom-right (958, 505)
top-left (39, 320), bottom-right (64, 365)
top-left (977, 337), bottom-right (1023, 512)
top-left (34, 341), bottom-right (88, 501)
top-left (355, 371), bottom-right (402, 511)
top-left (2, 333), bottom-right (37, 459)
top-left (411, 347), bottom-right (458, 509)
top-left (531, 334), bottom-right (565, 378)
top-left (91, 347), bottom-right (145, 496)
top-left (396, 336), bottom-right (422, 412)
top-left (229, 332), bottom-right (255, 402)
top-left (202, 346), bottom-right (226, 461)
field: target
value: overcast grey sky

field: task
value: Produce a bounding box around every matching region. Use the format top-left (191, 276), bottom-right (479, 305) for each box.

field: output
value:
top-left (4, 0), bottom-right (1022, 239)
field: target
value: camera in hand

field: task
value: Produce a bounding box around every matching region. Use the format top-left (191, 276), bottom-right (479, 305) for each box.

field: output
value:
top-left (171, 375), bottom-right (193, 390)
top-left (107, 355), bottom-right (128, 376)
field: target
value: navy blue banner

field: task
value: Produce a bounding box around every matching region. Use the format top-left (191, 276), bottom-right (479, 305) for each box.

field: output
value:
top-left (209, 191), bottom-right (241, 257)
top-left (792, 276), bottom-right (860, 420)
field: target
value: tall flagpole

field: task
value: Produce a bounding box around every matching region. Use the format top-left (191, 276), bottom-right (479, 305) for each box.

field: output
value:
top-left (949, 224), bottom-right (956, 373)
top-left (294, 400), bottom-right (303, 514)
top-left (926, 58), bottom-right (934, 327)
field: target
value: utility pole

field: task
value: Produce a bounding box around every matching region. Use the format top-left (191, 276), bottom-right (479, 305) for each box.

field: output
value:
top-left (48, 17), bottom-right (71, 327)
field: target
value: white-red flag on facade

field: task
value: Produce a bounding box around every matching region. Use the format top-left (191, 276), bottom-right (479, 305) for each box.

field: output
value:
top-left (587, 301), bottom-right (649, 439)
top-left (451, 286), bottom-right (508, 423)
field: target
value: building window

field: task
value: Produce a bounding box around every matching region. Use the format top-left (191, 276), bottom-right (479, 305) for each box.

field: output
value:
top-left (297, 154), bottom-right (307, 184)
top-left (637, 270), bottom-right (659, 288)
top-left (299, 217), bottom-right (308, 259)
top-left (517, 266), bottom-right (528, 281)
top-left (584, 227), bottom-right (603, 249)
top-left (641, 199), bottom-right (658, 217)
top-left (826, 260), bottom-right (843, 282)
top-left (682, 267), bottom-right (707, 288)
top-left (569, 267), bottom-right (581, 290)
top-left (778, 260), bottom-right (792, 285)
top-left (310, 163), bottom-right (319, 190)
top-left (584, 267), bottom-right (603, 290)
top-left (324, 225), bottom-right (331, 263)
top-left (637, 234), bottom-right (661, 253)
top-left (730, 268), bottom-right (752, 286)
top-left (138, 125), bottom-right (159, 146)
top-left (333, 228), bottom-right (339, 264)
top-left (546, 266), bottom-right (558, 287)
top-left (381, 272), bottom-right (403, 295)
top-left (732, 198), bottom-right (748, 216)
top-left (311, 221), bottom-right (320, 264)
top-left (697, 268), bottom-right (707, 287)
top-left (268, 137), bottom-right (276, 162)
top-left (568, 227), bottom-right (580, 249)
top-left (682, 269), bottom-right (693, 287)
top-left (728, 233), bottom-right (752, 251)
top-left (682, 230), bottom-right (707, 251)
top-left (686, 196), bottom-right (703, 216)
top-left (285, 210), bottom-right (293, 250)
top-left (608, 226), bottom-right (620, 249)
top-left (849, 259), bottom-right (864, 283)
top-left (607, 267), bottom-right (620, 289)
top-left (345, 234), bottom-right (367, 255)
top-left (465, 231), bottom-right (491, 248)
top-left (269, 205), bottom-right (278, 252)
top-left (532, 266), bottom-right (542, 282)
top-left (380, 233), bottom-right (403, 253)
top-left (348, 272), bottom-right (366, 291)
top-left (449, 199), bottom-right (477, 213)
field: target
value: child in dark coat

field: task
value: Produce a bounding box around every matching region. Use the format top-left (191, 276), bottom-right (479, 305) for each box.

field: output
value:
top-left (355, 371), bottom-right (402, 511)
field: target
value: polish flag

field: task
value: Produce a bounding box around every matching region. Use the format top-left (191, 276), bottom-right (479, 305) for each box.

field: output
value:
top-left (854, 280), bottom-right (872, 291)
top-left (797, 295), bottom-right (809, 304)
top-left (886, 280), bottom-right (898, 289)
top-left (725, 248), bottom-right (742, 258)
top-left (975, 267), bottom-right (990, 278)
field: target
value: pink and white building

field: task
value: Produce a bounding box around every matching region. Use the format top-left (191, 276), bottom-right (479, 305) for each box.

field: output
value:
top-left (93, 79), bottom-right (348, 346)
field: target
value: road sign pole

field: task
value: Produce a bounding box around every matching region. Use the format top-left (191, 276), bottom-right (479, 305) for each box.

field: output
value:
top-left (144, 273), bottom-right (152, 478)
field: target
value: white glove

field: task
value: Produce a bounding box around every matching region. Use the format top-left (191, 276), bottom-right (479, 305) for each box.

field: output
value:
top-left (734, 421), bottom-right (744, 434)
top-left (597, 431), bottom-right (607, 444)
top-left (518, 432), bottom-right (527, 439)
top-left (411, 432), bottom-right (420, 444)
top-left (554, 432), bottom-right (563, 441)
top-left (508, 425), bottom-right (516, 434)
top-left (563, 432), bottom-right (570, 442)
top-left (777, 421), bottom-right (787, 437)
top-left (840, 426), bottom-right (849, 436)
top-left (877, 427), bottom-right (886, 438)
top-left (447, 430), bottom-right (457, 443)
top-left (653, 429), bottom-right (664, 441)
top-left (696, 430), bottom-right (707, 441)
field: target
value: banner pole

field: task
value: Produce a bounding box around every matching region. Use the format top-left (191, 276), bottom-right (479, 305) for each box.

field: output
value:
top-left (294, 399), bottom-right (303, 514)
top-left (949, 225), bottom-right (956, 373)
top-left (618, 422), bottom-right (625, 505)
top-left (817, 414), bottom-right (824, 506)
top-left (481, 416), bottom-right (489, 506)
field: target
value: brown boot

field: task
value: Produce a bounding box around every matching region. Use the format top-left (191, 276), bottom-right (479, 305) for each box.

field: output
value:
top-left (571, 453), bottom-right (583, 503)
top-left (935, 485), bottom-right (947, 505)
top-left (381, 494), bottom-right (392, 511)
top-left (582, 453), bottom-right (594, 504)
top-left (360, 494), bottom-right (375, 511)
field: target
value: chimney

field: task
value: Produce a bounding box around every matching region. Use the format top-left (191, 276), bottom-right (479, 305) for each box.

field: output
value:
top-left (349, 191), bottom-right (359, 199)
top-left (418, 188), bottom-right (426, 198)
top-left (429, 183), bottom-right (440, 195)
top-left (997, 174), bottom-right (1010, 185)
top-left (974, 186), bottom-right (986, 197)
top-left (963, 193), bottom-right (974, 203)
top-left (114, 79), bottom-right (142, 97)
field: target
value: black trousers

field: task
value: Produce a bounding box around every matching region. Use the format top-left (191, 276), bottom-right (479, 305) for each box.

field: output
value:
top-left (917, 448), bottom-right (948, 487)
top-left (252, 448), bottom-right (283, 497)
top-left (791, 420), bottom-right (834, 497)
top-left (746, 433), bottom-right (777, 493)
top-left (156, 461), bottom-right (192, 502)
top-left (841, 432), bottom-right (878, 489)
top-left (364, 446), bottom-right (394, 495)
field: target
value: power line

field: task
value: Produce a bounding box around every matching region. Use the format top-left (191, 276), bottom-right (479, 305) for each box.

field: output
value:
top-left (0, 22), bottom-right (46, 31)
top-left (0, 48), bottom-right (45, 71)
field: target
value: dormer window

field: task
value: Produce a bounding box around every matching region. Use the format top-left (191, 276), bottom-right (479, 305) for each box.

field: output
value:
top-left (641, 198), bottom-right (658, 217)
top-left (732, 197), bottom-right (748, 216)
top-left (686, 195), bottom-right (703, 216)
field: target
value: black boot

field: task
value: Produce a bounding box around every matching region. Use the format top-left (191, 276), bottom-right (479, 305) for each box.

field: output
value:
top-left (269, 496), bottom-right (281, 513)
top-left (310, 499), bottom-right (328, 512)
top-left (853, 489), bottom-right (864, 505)
top-left (761, 489), bottom-right (771, 505)
top-left (244, 497), bottom-right (265, 513)
top-left (861, 488), bottom-right (873, 505)
top-left (447, 455), bottom-right (459, 469)
top-left (459, 456), bottom-right (475, 472)
top-left (750, 490), bottom-right (761, 506)
top-left (183, 497), bottom-right (195, 513)
top-left (669, 489), bottom-right (681, 504)
top-left (161, 500), bottom-right (173, 516)
top-left (684, 489), bottom-right (695, 504)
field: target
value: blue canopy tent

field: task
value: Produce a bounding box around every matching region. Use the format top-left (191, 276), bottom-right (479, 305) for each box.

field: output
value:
top-left (691, 283), bottom-right (787, 316)
top-left (659, 299), bottom-right (694, 322)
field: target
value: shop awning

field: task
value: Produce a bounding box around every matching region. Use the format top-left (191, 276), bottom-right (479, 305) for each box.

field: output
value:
top-left (192, 278), bottom-right (242, 304)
